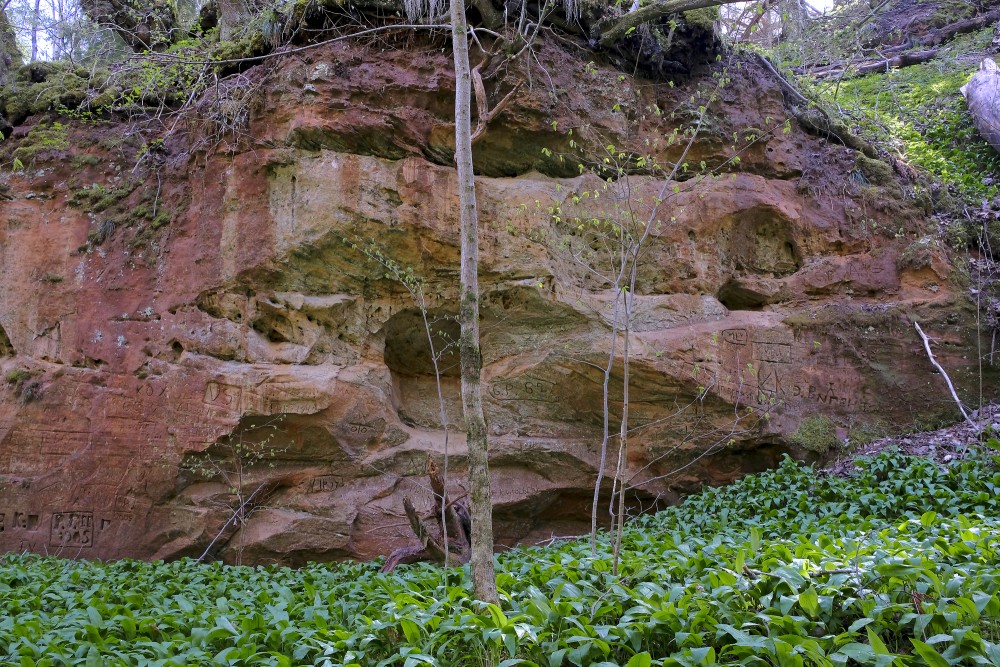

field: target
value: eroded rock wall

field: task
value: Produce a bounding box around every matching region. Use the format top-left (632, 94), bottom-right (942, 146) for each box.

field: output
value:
top-left (0, 40), bottom-right (991, 563)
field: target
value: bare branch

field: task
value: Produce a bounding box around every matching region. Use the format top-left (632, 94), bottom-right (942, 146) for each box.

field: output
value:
top-left (913, 320), bottom-right (977, 431)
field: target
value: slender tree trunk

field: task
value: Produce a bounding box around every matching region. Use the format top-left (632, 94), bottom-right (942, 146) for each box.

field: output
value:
top-left (0, 7), bottom-right (20, 86)
top-left (30, 0), bottom-right (41, 61)
top-left (611, 285), bottom-right (631, 576)
top-left (451, 0), bottom-right (498, 604)
top-left (590, 296), bottom-right (621, 555)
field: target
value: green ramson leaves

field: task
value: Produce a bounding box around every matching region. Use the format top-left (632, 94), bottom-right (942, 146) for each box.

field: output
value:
top-left (1, 449), bottom-right (999, 665)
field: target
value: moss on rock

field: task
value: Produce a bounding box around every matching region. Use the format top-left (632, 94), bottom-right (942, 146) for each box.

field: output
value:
top-left (11, 121), bottom-right (70, 164)
top-left (683, 7), bottom-right (719, 31)
top-left (855, 154), bottom-right (894, 186)
top-left (0, 63), bottom-right (97, 125)
top-left (790, 415), bottom-right (840, 453)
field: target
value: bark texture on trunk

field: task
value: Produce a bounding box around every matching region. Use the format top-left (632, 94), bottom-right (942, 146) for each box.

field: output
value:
top-left (79, 0), bottom-right (178, 51)
top-left (451, 0), bottom-right (498, 605)
top-left (962, 58), bottom-right (1000, 157)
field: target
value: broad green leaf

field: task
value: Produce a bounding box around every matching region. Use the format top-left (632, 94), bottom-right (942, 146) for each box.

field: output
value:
top-left (867, 627), bottom-right (891, 656)
top-left (400, 618), bottom-right (421, 644)
top-left (799, 588), bottom-right (820, 618)
top-left (625, 652), bottom-right (652, 667)
top-left (910, 639), bottom-right (950, 667)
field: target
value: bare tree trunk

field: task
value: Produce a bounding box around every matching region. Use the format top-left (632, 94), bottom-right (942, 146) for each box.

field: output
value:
top-left (217, 0), bottom-right (254, 40)
top-left (451, 0), bottom-right (498, 604)
top-left (780, 0), bottom-right (808, 41)
top-left (590, 296), bottom-right (620, 555)
top-left (30, 0), bottom-right (40, 61)
top-left (0, 7), bottom-right (20, 86)
top-left (611, 302), bottom-right (631, 576)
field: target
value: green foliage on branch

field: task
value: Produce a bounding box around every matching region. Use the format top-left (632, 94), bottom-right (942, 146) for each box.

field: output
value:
top-left (3, 448), bottom-right (1000, 665)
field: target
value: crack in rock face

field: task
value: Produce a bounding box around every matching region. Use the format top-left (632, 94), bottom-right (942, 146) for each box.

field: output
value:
top-left (0, 42), bottom-right (995, 564)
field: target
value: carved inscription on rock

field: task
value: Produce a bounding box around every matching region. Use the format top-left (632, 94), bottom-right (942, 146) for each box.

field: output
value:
top-left (13, 511), bottom-right (38, 530)
top-left (308, 475), bottom-right (343, 493)
top-left (204, 382), bottom-right (243, 409)
top-left (490, 376), bottom-right (556, 402)
top-left (755, 342), bottom-right (791, 364)
top-left (791, 382), bottom-right (876, 412)
top-left (722, 329), bottom-right (748, 345)
top-left (50, 511), bottom-right (94, 548)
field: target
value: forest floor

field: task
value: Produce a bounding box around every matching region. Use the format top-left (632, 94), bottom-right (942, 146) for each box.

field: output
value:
top-left (826, 403), bottom-right (1000, 475)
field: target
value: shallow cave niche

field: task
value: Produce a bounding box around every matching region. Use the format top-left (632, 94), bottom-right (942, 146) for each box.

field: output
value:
top-left (163, 414), bottom-right (361, 564)
top-left (493, 487), bottom-right (663, 547)
top-left (178, 414), bottom-right (355, 493)
top-left (488, 354), bottom-right (688, 436)
top-left (382, 309), bottom-right (463, 429)
top-left (0, 323), bottom-right (11, 356)
top-left (716, 278), bottom-right (769, 311)
top-left (700, 441), bottom-right (790, 484)
top-left (722, 206), bottom-right (802, 277)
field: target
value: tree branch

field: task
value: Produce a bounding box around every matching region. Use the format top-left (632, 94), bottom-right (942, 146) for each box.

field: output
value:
top-left (914, 321), bottom-right (977, 430)
top-left (595, 0), bottom-right (745, 47)
top-left (404, 495), bottom-right (448, 561)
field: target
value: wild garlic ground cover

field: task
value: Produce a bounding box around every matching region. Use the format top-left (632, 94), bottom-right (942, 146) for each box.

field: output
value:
top-left (2, 449), bottom-right (1000, 667)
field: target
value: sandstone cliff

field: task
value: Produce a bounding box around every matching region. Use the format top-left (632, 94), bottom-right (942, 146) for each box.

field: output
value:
top-left (0, 33), bottom-right (992, 564)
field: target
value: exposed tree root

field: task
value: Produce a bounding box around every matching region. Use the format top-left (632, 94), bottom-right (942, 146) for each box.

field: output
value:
top-left (380, 458), bottom-right (472, 573)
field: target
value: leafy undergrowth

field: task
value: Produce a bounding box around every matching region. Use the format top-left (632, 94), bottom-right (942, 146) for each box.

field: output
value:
top-left (823, 28), bottom-right (1000, 219)
top-left (3, 449), bottom-right (1000, 666)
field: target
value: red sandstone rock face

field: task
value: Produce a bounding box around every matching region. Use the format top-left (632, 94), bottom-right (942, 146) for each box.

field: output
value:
top-left (0, 42), bottom-right (992, 564)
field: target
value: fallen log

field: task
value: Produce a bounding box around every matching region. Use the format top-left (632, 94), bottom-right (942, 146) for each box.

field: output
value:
top-left (796, 8), bottom-right (1000, 78)
top-left (915, 8), bottom-right (1000, 49)
top-left (594, 0), bottom-right (747, 47)
top-left (811, 48), bottom-right (939, 79)
top-left (961, 58), bottom-right (1000, 157)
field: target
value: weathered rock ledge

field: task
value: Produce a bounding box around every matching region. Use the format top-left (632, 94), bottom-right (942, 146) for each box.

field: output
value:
top-left (0, 38), bottom-right (992, 563)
